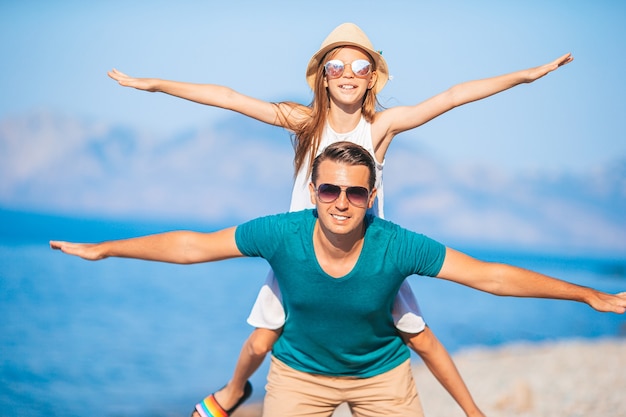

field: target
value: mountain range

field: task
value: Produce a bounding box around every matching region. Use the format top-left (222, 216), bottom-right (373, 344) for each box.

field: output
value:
top-left (1, 110), bottom-right (624, 257)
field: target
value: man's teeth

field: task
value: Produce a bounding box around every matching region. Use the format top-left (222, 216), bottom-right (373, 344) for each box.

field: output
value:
top-left (332, 214), bottom-right (348, 220)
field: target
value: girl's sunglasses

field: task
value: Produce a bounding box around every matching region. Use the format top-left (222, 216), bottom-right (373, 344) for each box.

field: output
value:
top-left (315, 183), bottom-right (371, 207)
top-left (324, 59), bottom-right (372, 79)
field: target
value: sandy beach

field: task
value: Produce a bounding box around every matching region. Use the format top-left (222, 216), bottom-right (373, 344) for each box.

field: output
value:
top-left (232, 337), bottom-right (626, 417)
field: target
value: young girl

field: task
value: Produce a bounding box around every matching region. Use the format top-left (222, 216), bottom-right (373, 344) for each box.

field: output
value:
top-left (109, 22), bottom-right (572, 417)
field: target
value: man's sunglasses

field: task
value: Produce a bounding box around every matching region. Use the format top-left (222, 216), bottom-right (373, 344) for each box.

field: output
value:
top-left (324, 59), bottom-right (372, 79)
top-left (315, 183), bottom-right (371, 207)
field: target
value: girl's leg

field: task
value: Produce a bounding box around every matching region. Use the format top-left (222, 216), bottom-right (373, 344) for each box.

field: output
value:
top-left (194, 270), bottom-right (285, 415)
top-left (401, 328), bottom-right (485, 417)
top-left (393, 281), bottom-right (484, 417)
top-left (215, 327), bottom-right (281, 409)
top-left (193, 327), bottom-right (281, 416)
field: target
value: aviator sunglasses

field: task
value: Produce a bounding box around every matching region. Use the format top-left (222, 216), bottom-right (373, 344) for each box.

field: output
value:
top-left (315, 183), bottom-right (371, 207)
top-left (324, 59), bottom-right (372, 79)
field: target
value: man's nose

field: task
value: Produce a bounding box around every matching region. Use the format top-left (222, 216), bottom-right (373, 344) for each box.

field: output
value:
top-left (335, 190), bottom-right (350, 209)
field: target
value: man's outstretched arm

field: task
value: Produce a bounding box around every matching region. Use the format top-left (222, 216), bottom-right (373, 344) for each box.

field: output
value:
top-left (437, 247), bottom-right (626, 314)
top-left (50, 227), bottom-right (242, 264)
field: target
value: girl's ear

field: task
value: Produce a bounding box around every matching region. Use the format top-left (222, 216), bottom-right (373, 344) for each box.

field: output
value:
top-left (368, 72), bottom-right (378, 90)
top-left (323, 76), bottom-right (328, 88)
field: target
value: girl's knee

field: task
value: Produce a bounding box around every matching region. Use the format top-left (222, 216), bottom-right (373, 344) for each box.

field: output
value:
top-left (247, 328), bottom-right (281, 356)
top-left (401, 327), bottom-right (433, 354)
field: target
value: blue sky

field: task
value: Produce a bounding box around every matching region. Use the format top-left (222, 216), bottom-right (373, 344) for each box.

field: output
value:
top-left (2, 0), bottom-right (625, 175)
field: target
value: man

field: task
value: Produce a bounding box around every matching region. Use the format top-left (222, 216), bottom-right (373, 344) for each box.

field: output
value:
top-left (51, 141), bottom-right (626, 417)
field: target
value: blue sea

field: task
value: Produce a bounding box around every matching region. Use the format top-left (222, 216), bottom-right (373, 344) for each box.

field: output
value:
top-left (1, 210), bottom-right (625, 417)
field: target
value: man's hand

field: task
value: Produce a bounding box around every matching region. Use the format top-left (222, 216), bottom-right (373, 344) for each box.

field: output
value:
top-left (50, 241), bottom-right (105, 261)
top-left (586, 290), bottom-right (626, 314)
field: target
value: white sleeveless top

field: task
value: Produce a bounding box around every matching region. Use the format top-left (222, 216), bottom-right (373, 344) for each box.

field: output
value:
top-left (288, 117), bottom-right (385, 218)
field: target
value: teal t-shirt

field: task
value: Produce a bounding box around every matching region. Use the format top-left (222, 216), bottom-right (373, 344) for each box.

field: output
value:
top-left (235, 209), bottom-right (446, 378)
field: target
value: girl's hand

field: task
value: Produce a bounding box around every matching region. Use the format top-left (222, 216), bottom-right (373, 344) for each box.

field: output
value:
top-left (526, 52), bottom-right (574, 83)
top-left (107, 68), bottom-right (159, 92)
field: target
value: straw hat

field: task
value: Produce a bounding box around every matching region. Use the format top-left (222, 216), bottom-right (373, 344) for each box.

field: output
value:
top-left (306, 23), bottom-right (389, 94)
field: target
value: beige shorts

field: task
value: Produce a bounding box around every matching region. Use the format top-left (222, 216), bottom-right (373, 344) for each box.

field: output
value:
top-left (262, 356), bottom-right (424, 417)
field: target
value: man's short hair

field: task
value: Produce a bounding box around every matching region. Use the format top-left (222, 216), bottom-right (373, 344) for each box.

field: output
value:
top-left (312, 141), bottom-right (376, 190)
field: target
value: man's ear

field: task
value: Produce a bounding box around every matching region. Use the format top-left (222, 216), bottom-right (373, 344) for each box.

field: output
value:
top-left (368, 187), bottom-right (377, 209)
top-left (309, 182), bottom-right (317, 205)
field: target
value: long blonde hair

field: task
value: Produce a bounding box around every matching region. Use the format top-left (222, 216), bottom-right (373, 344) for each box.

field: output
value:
top-left (279, 47), bottom-right (381, 178)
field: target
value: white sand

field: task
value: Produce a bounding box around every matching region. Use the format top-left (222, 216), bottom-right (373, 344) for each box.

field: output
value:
top-left (235, 338), bottom-right (626, 417)
top-left (412, 338), bottom-right (626, 417)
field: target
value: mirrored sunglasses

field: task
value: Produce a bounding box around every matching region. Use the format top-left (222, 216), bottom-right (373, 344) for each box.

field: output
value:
top-left (315, 183), bottom-right (371, 207)
top-left (324, 59), bottom-right (372, 79)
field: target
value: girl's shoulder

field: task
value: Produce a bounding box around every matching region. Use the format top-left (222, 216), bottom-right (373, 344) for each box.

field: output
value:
top-left (277, 101), bottom-right (313, 120)
top-left (369, 108), bottom-right (396, 145)
top-left (371, 106), bottom-right (399, 123)
top-left (370, 107), bottom-right (397, 127)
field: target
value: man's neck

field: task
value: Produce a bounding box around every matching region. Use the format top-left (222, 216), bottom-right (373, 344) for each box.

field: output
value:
top-left (312, 220), bottom-right (365, 278)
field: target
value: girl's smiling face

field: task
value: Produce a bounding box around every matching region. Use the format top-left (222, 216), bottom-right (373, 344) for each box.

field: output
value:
top-left (324, 46), bottom-right (376, 105)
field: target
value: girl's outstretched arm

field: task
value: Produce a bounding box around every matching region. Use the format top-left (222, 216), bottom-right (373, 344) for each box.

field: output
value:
top-left (376, 53), bottom-right (573, 140)
top-left (108, 69), bottom-right (304, 127)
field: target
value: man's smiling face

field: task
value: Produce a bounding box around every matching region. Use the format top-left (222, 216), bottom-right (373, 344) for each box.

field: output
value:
top-left (309, 159), bottom-right (375, 238)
